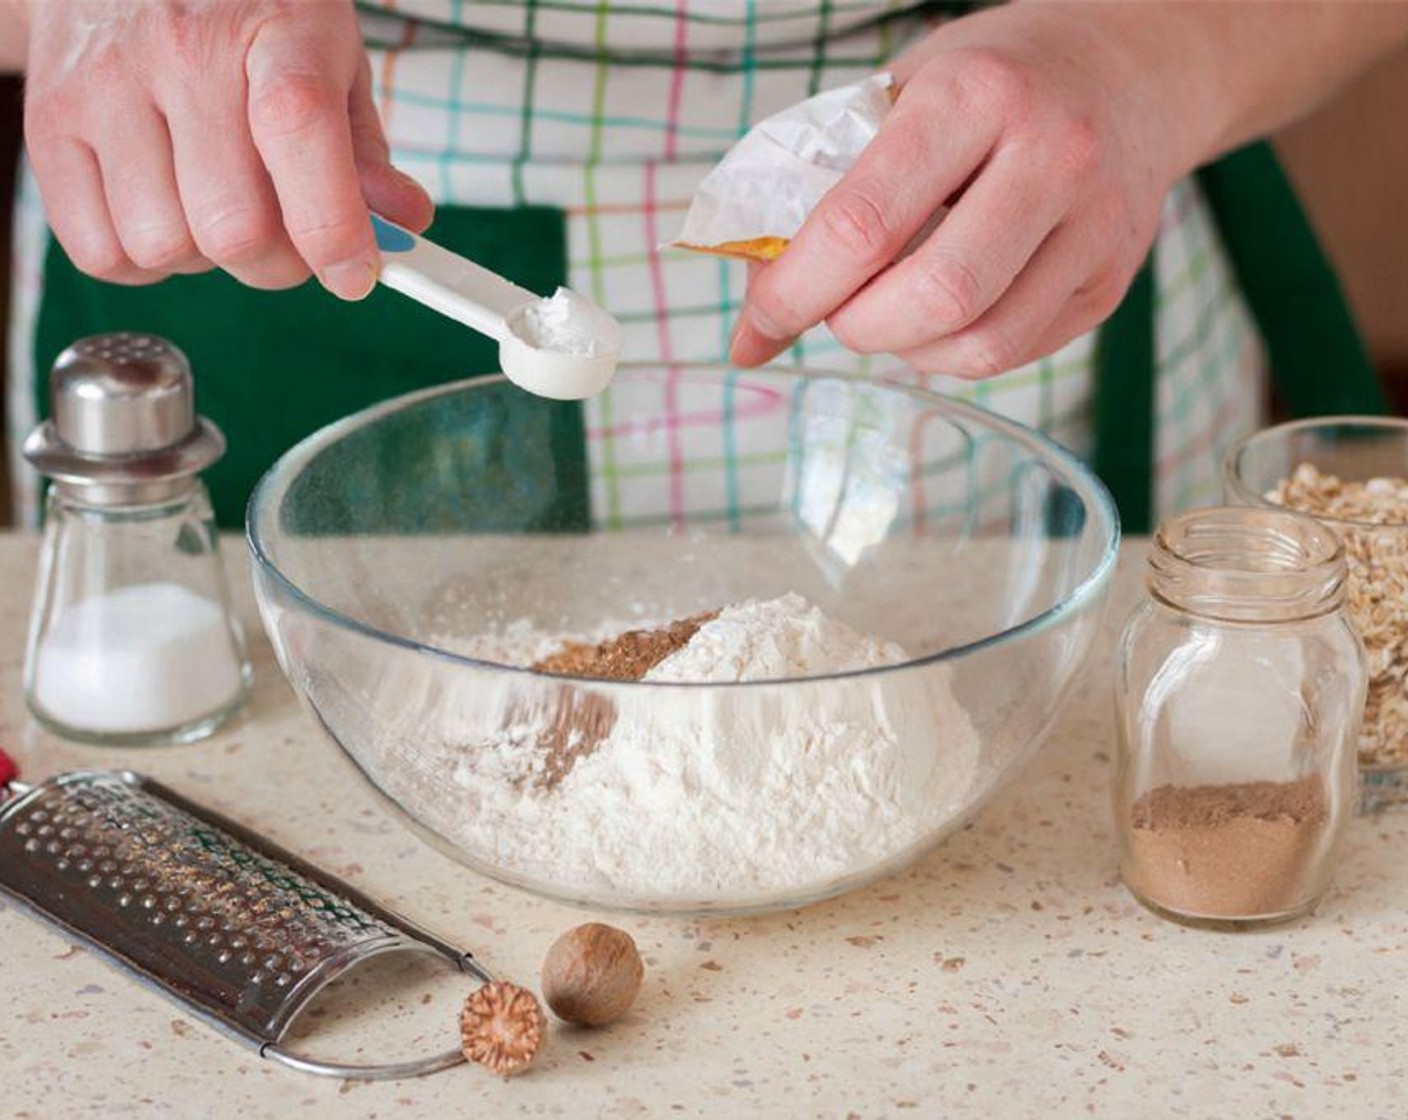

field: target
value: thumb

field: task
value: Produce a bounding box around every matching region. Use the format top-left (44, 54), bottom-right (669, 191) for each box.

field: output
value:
top-left (349, 55), bottom-right (434, 232)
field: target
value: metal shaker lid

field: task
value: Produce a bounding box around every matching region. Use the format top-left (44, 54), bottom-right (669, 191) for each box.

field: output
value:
top-left (23, 333), bottom-right (225, 502)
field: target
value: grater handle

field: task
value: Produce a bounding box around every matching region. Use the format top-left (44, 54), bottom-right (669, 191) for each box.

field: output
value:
top-left (264, 1041), bottom-right (467, 1080)
top-left (263, 945), bottom-right (489, 1080)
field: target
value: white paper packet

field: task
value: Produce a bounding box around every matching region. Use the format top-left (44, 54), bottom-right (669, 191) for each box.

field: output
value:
top-left (672, 73), bottom-right (895, 262)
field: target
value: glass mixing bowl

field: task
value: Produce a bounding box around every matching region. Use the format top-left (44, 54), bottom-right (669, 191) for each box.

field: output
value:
top-left (248, 365), bottom-right (1118, 913)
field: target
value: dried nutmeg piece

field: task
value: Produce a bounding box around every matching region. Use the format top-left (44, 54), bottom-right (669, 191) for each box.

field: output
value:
top-left (459, 981), bottom-right (546, 1076)
top-left (541, 923), bottom-right (645, 1027)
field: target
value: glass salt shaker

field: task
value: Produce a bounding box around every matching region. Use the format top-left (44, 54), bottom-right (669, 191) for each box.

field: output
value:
top-left (22, 333), bottom-right (251, 745)
top-left (1112, 506), bottom-right (1364, 927)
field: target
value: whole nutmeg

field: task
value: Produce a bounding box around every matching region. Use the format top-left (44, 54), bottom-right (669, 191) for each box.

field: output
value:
top-left (541, 923), bottom-right (644, 1027)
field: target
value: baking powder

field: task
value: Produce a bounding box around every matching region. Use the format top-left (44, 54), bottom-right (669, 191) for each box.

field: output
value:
top-left (514, 288), bottom-right (607, 357)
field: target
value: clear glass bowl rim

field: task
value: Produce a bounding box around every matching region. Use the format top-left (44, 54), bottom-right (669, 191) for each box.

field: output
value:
top-left (246, 363), bottom-right (1121, 688)
top-left (1223, 414), bottom-right (1408, 532)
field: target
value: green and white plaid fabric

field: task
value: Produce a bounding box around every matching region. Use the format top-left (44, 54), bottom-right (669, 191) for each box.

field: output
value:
top-left (363, 0), bottom-right (921, 53)
top-left (360, 0), bottom-right (1265, 526)
top-left (6, 0), bottom-right (1266, 526)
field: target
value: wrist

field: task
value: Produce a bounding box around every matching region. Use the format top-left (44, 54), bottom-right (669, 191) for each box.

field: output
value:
top-left (1052, 2), bottom-right (1233, 181)
top-left (1080, 0), bottom-right (1408, 169)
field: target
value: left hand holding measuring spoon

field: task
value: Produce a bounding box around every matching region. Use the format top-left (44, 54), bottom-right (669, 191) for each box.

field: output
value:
top-left (369, 214), bottom-right (623, 401)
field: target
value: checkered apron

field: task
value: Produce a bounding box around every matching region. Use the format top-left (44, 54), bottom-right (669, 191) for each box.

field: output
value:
top-left (7, 0), bottom-right (1268, 525)
top-left (356, 0), bottom-right (1267, 523)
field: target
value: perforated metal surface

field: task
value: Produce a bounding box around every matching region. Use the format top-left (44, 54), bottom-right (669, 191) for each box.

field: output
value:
top-left (26, 333), bottom-right (226, 502)
top-left (50, 332), bottom-right (195, 456)
top-left (0, 771), bottom-right (478, 1050)
top-left (71, 332), bottom-right (178, 366)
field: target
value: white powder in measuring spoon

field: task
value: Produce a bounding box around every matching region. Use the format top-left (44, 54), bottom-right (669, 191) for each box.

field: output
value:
top-left (30, 582), bottom-right (245, 734)
top-left (373, 593), bottom-right (982, 904)
top-left (512, 288), bottom-right (609, 357)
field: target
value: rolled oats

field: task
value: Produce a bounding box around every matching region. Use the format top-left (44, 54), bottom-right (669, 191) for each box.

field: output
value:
top-left (1269, 463), bottom-right (1408, 768)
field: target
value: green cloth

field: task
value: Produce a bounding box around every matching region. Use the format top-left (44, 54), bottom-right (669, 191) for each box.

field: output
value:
top-left (1092, 257), bottom-right (1156, 535)
top-left (1196, 143), bottom-right (1388, 419)
top-left (1089, 141), bottom-right (1386, 533)
top-left (34, 206), bottom-right (585, 530)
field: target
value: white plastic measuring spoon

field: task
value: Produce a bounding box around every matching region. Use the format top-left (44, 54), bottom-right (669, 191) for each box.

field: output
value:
top-left (370, 214), bottom-right (622, 400)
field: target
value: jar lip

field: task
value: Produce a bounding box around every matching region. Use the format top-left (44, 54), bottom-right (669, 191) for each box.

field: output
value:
top-left (1154, 505), bottom-right (1344, 573)
top-left (1148, 506), bottom-right (1347, 623)
top-left (1146, 585), bottom-right (1346, 625)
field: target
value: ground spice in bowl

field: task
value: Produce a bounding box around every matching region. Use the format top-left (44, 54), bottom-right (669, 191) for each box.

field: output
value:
top-left (515, 611), bottom-right (719, 789)
top-left (1120, 774), bottom-right (1329, 922)
top-left (531, 611), bottom-right (718, 681)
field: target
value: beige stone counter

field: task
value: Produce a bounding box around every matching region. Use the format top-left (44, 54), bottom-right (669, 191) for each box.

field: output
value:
top-left (0, 535), bottom-right (1402, 1119)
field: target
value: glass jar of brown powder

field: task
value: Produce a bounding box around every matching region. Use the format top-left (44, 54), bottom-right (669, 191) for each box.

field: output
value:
top-left (1113, 506), bottom-right (1365, 927)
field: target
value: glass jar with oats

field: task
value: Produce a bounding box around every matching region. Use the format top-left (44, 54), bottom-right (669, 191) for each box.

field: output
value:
top-left (1113, 506), bottom-right (1364, 926)
top-left (1225, 416), bottom-right (1408, 812)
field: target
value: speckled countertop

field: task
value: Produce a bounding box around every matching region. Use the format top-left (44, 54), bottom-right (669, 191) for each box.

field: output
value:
top-left (1, 535), bottom-right (1403, 1119)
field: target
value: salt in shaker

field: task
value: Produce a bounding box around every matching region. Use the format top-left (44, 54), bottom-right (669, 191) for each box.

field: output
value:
top-left (22, 334), bottom-right (251, 745)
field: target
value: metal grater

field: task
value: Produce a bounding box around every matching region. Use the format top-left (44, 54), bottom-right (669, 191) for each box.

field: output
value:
top-left (0, 769), bottom-right (491, 1079)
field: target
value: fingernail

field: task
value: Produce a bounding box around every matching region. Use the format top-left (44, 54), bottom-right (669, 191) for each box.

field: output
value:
top-left (744, 304), bottom-right (786, 344)
top-left (392, 168), bottom-right (431, 204)
top-left (322, 258), bottom-right (378, 301)
top-left (729, 306), bottom-right (785, 365)
top-left (729, 314), bottom-right (746, 353)
top-left (730, 318), bottom-right (796, 368)
top-left (728, 317), bottom-right (753, 366)
top-left (395, 167), bottom-right (428, 191)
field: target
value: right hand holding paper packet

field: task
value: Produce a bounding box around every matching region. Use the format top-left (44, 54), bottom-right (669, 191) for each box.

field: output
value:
top-left (690, 4), bottom-right (1200, 377)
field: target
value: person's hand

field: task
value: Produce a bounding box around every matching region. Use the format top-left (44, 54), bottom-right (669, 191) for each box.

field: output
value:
top-left (730, 3), bottom-right (1212, 377)
top-left (21, 0), bottom-right (433, 299)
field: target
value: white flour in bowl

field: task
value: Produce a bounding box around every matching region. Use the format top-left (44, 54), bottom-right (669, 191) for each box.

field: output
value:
top-left (643, 593), bottom-right (906, 683)
top-left (362, 593), bottom-right (981, 904)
